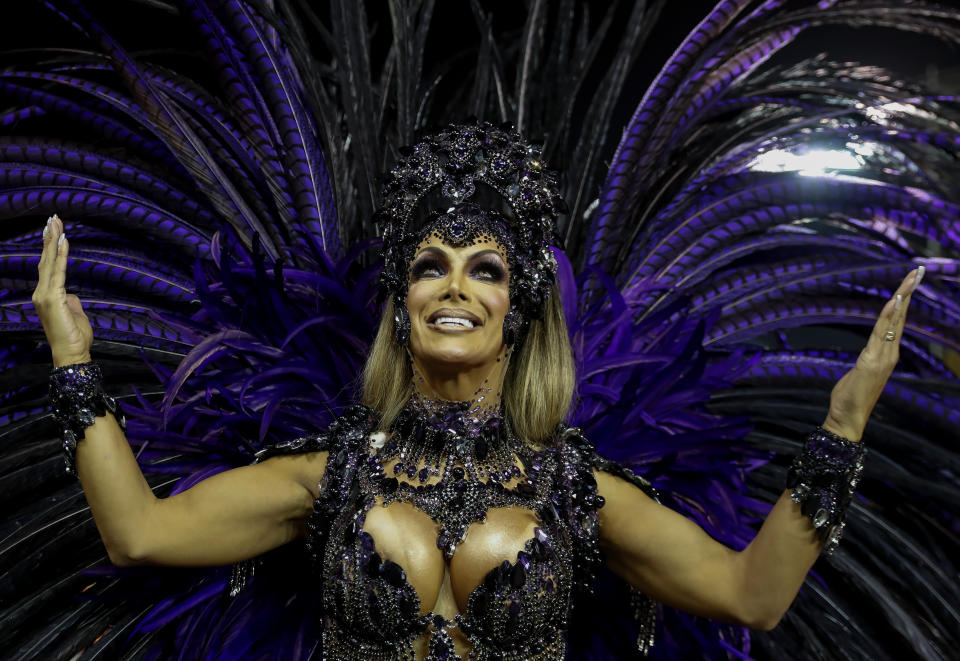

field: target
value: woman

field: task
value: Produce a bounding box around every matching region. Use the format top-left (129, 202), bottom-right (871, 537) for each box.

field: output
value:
top-left (35, 122), bottom-right (923, 659)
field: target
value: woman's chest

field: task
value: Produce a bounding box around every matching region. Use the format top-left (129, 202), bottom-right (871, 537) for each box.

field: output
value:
top-left (359, 500), bottom-right (545, 614)
top-left (314, 447), bottom-right (576, 657)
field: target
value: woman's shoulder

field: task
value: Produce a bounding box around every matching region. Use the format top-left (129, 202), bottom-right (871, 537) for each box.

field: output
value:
top-left (253, 404), bottom-right (377, 463)
top-left (553, 424), bottom-right (660, 503)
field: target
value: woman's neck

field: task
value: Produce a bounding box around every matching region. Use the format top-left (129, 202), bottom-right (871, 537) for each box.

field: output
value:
top-left (408, 350), bottom-right (508, 416)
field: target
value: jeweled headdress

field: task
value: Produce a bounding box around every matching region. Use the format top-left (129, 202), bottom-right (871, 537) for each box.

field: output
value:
top-left (375, 121), bottom-right (566, 345)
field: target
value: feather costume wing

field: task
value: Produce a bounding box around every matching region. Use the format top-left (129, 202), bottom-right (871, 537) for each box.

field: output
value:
top-left (0, 0), bottom-right (957, 659)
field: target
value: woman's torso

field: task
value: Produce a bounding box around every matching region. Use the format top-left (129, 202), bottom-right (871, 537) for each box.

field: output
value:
top-left (308, 410), bottom-right (598, 660)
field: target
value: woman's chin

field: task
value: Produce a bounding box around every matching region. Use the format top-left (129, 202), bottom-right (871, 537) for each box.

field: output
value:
top-left (412, 340), bottom-right (501, 371)
top-left (419, 348), bottom-right (486, 369)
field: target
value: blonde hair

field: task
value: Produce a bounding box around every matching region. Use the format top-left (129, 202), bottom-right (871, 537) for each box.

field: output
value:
top-left (361, 287), bottom-right (575, 444)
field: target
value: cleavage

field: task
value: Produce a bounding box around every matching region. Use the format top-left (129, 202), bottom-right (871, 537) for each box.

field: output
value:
top-left (362, 499), bottom-right (539, 614)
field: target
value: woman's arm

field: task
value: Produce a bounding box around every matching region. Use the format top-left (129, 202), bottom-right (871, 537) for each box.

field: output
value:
top-left (75, 405), bottom-right (327, 567)
top-left (596, 469), bottom-right (819, 631)
top-left (596, 268), bottom-right (921, 629)
top-left (35, 216), bottom-right (329, 568)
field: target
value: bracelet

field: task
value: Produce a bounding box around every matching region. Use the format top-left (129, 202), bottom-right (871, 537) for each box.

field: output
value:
top-left (48, 361), bottom-right (126, 476)
top-left (786, 426), bottom-right (866, 555)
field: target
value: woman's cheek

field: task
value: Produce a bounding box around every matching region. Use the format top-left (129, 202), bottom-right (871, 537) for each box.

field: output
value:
top-left (405, 280), bottom-right (431, 314)
top-left (486, 287), bottom-right (510, 329)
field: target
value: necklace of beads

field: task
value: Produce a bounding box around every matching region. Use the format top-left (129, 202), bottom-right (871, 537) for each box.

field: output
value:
top-left (362, 397), bottom-right (558, 559)
top-left (384, 392), bottom-right (520, 483)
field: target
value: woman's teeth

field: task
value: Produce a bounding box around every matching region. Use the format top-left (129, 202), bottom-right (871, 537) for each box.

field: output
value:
top-left (435, 317), bottom-right (475, 328)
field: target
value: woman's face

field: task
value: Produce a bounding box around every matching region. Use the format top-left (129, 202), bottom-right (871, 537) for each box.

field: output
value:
top-left (405, 232), bottom-right (511, 375)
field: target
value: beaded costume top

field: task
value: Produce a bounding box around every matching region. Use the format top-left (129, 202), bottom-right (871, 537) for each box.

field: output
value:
top-left (257, 405), bottom-right (659, 660)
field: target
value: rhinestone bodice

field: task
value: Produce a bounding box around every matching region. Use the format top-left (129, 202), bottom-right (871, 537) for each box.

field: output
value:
top-left (324, 501), bottom-right (570, 659)
top-left (255, 405), bottom-right (659, 660)
top-left (320, 442), bottom-right (573, 659)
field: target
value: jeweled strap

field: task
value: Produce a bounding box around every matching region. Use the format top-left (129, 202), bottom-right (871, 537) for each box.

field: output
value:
top-left (558, 426), bottom-right (660, 657)
top-left (630, 588), bottom-right (658, 655)
top-left (787, 426), bottom-right (867, 555)
top-left (48, 361), bottom-right (126, 476)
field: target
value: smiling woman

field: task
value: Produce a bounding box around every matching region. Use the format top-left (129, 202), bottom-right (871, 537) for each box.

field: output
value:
top-left (407, 233), bottom-right (512, 382)
top-left (363, 207), bottom-right (576, 447)
top-left (7, 0), bottom-right (959, 658)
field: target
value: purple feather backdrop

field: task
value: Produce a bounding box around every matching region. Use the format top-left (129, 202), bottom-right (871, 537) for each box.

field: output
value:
top-left (0, 0), bottom-right (957, 659)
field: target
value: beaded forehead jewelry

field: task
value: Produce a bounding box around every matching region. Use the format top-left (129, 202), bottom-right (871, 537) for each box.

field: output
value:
top-left (376, 120), bottom-right (565, 346)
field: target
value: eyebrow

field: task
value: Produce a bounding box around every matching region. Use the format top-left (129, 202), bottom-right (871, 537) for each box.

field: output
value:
top-left (415, 246), bottom-right (506, 262)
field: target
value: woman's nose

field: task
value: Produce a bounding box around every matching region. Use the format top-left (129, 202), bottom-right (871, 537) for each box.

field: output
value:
top-left (442, 268), bottom-right (468, 300)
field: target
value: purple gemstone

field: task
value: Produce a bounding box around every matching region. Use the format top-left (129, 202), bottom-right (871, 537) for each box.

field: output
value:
top-left (419, 468), bottom-right (430, 482)
top-left (360, 532), bottom-right (375, 552)
top-left (382, 561), bottom-right (406, 588)
top-left (517, 551), bottom-right (531, 571)
top-left (510, 563), bottom-right (526, 589)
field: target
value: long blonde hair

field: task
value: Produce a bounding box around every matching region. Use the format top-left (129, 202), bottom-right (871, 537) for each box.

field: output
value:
top-left (361, 287), bottom-right (575, 444)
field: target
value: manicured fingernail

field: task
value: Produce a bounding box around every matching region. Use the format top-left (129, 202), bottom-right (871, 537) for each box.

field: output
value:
top-left (58, 233), bottom-right (66, 247)
top-left (43, 224), bottom-right (49, 239)
top-left (894, 294), bottom-right (902, 311)
top-left (914, 265), bottom-right (925, 290)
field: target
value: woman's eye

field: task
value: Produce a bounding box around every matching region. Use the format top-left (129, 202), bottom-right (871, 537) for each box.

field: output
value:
top-left (411, 260), bottom-right (444, 279)
top-left (472, 263), bottom-right (506, 282)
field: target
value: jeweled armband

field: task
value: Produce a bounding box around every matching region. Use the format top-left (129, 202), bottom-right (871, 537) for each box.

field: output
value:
top-left (48, 361), bottom-right (126, 476)
top-left (786, 426), bottom-right (866, 555)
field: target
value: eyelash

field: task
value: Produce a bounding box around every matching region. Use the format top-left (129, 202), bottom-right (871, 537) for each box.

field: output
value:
top-left (410, 258), bottom-right (505, 282)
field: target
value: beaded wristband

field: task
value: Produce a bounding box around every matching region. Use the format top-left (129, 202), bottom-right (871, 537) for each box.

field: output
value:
top-left (48, 361), bottom-right (126, 476)
top-left (786, 426), bottom-right (866, 555)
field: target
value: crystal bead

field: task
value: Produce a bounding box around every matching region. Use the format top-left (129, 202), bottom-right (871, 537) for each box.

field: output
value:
top-left (78, 408), bottom-right (96, 427)
top-left (441, 175), bottom-right (475, 202)
top-left (813, 508), bottom-right (830, 528)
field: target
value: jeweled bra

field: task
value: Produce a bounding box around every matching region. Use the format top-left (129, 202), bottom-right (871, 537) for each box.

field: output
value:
top-left (249, 405), bottom-right (660, 660)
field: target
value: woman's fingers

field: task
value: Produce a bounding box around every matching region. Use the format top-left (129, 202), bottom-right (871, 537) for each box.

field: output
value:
top-left (889, 266), bottom-right (923, 334)
top-left (864, 266), bottom-right (923, 359)
top-left (50, 217), bottom-right (69, 293)
top-left (37, 214), bottom-right (64, 291)
top-left (33, 214), bottom-right (93, 365)
top-left (38, 215), bottom-right (53, 288)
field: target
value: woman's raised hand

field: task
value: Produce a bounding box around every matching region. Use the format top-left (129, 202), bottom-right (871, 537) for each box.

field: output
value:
top-left (822, 266), bottom-right (926, 442)
top-left (32, 214), bottom-right (94, 367)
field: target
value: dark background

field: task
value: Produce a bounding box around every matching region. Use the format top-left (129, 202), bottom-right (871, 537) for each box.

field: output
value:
top-left (3, 0), bottom-right (958, 136)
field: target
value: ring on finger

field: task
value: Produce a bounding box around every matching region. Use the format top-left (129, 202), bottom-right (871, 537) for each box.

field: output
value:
top-left (884, 329), bottom-right (896, 342)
